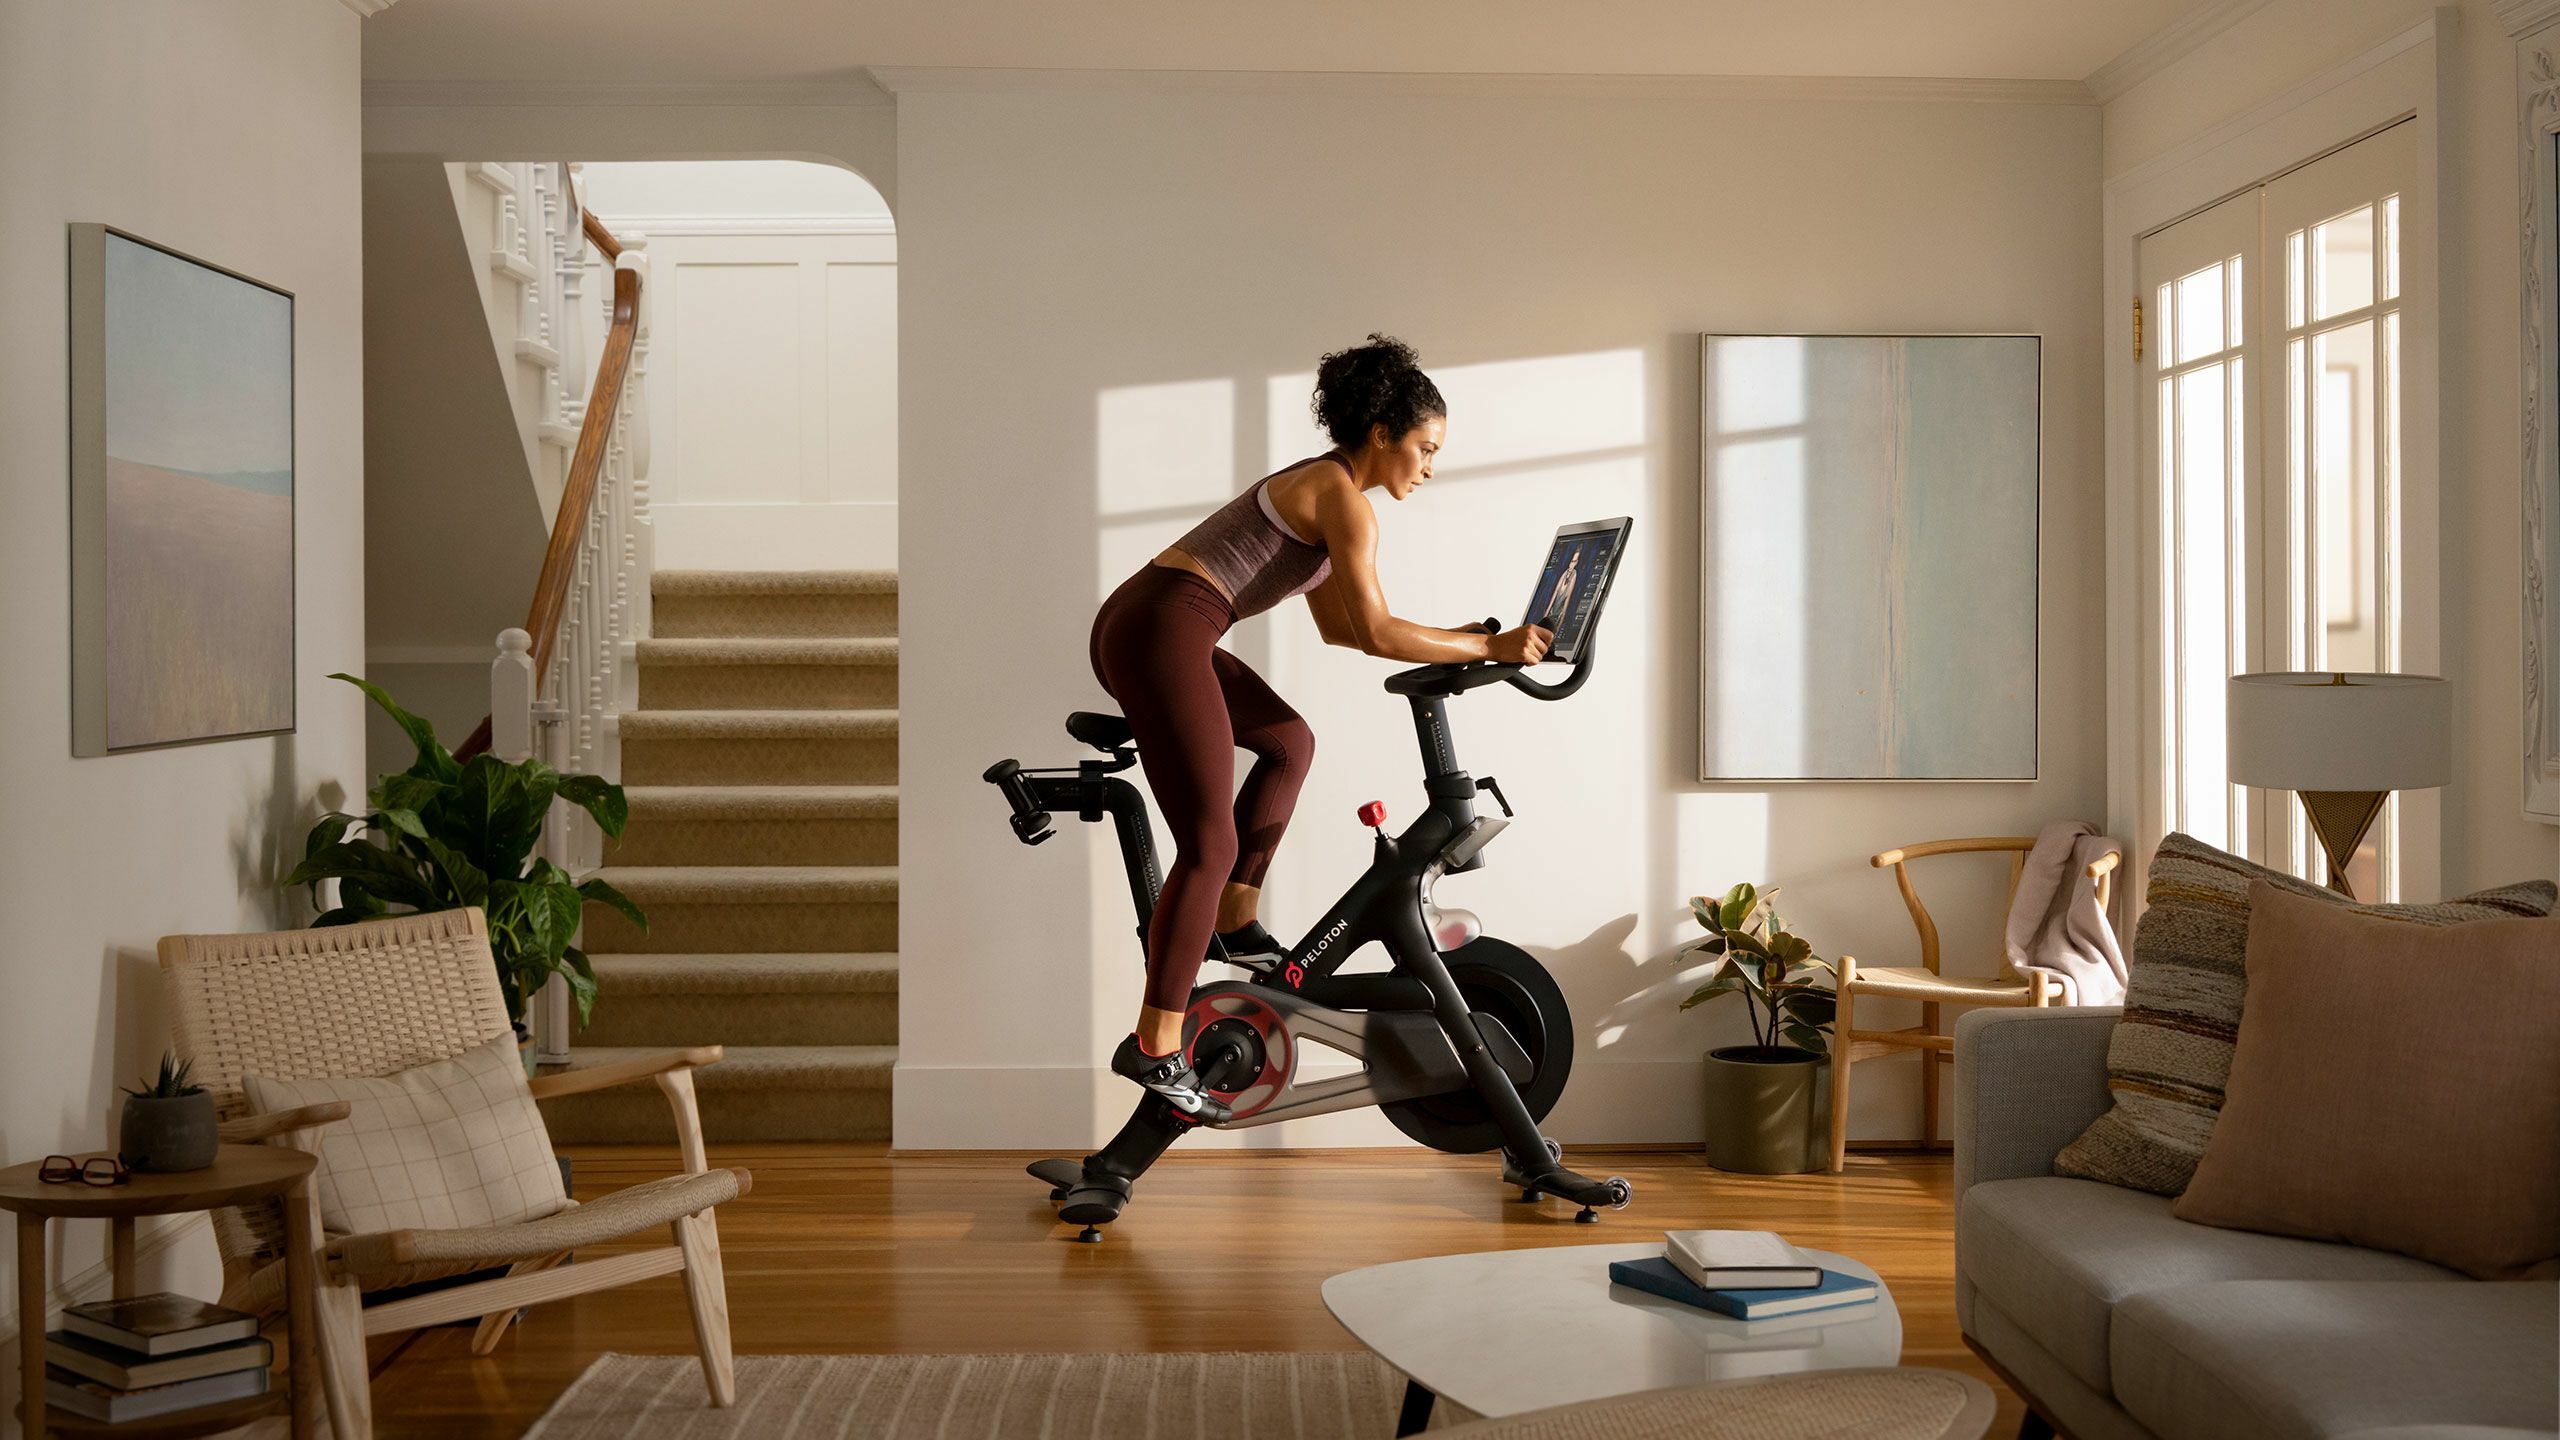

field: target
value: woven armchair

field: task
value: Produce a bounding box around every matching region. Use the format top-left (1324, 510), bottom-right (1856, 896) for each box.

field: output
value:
top-left (1824, 835), bottom-right (2120, 1173)
top-left (160, 908), bottom-right (749, 1439)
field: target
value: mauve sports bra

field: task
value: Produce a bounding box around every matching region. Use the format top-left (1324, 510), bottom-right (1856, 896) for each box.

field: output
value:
top-left (1166, 454), bottom-right (1345, 619)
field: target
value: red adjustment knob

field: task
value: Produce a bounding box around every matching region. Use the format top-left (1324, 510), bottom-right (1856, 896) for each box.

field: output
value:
top-left (1357, 801), bottom-right (1388, 829)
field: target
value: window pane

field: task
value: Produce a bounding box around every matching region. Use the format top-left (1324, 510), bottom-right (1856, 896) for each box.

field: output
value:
top-left (2312, 321), bottom-right (2378, 672)
top-left (2176, 364), bottom-right (2231, 847)
top-left (2313, 205), bottom-right (2375, 320)
top-left (2155, 282), bottom-right (2173, 372)
top-left (2177, 264), bottom-right (2226, 363)
top-left (2381, 195), bottom-right (2400, 302)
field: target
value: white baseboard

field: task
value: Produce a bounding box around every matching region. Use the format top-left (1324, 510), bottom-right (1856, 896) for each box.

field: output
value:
top-left (891, 1055), bottom-right (1941, 1151)
top-left (0, 1212), bottom-right (216, 1351)
top-left (653, 501), bottom-right (897, 572)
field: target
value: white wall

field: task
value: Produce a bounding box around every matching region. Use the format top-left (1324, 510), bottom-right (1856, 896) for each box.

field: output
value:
top-left (2102, 0), bottom-right (2560, 892)
top-left (577, 161), bottom-right (899, 571)
top-left (895, 80), bottom-right (2105, 1149)
top-left (0, 0), bottom-right (367, 1398)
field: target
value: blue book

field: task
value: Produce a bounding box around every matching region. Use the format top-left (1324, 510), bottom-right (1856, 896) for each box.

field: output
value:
top-left (1607, 1256), bottom-right (1878, 1319)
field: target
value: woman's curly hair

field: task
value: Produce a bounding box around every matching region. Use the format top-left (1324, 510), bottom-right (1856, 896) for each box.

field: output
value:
top-left (1311, 334), bottom-right (1445, 450)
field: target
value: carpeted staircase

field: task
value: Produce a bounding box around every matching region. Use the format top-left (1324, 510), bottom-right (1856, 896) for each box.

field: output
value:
top-left (539, 570), bottom-right (899, 1143)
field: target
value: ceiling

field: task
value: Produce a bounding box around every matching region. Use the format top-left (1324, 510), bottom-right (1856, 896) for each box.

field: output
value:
top-left (362, 0), bottom-right (2212, 89)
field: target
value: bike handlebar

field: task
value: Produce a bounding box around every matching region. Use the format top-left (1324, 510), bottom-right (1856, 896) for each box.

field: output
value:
top-left (1385, 616), bottom-right (1598, 702)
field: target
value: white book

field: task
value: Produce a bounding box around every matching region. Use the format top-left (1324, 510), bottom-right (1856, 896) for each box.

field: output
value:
top-left (1663, 1229), bottom-right (1824, 1290)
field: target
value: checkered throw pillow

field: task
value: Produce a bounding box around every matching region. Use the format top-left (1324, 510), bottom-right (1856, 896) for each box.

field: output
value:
top-left (2052, 833), bottom-right (2557, 1196)
top-left (245, 1034), bottom-right (568, 1235)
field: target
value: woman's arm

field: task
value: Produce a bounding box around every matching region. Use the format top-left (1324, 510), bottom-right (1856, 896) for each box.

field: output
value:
top-left (1304, 481), bottom-right (1549, 665)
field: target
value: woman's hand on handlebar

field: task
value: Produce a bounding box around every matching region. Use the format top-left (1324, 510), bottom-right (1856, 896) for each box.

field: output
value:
top-left (1488, 625), bottom-right (1553, 665)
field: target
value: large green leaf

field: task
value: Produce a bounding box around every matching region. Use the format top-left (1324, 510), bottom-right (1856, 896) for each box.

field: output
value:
top-left (418, 836), bottom-right (491, 909)
top-left (1778, 1022), bottom-right (1829, 1057)
top-left (579, 875), bottom-right (647, 932)
top-left (1775, 990), bottom-right (1837, 1028)
top-left (333, 673), bottom-right (457, 784)
top-left (1768, 932), bottom-right (1813, 965)
top-left (1690, 896), bottom-right (1725, 935)
top-left (281, 841), bottom-right (439, 910)
top-left (561, 946), bottom-right (599, 1025)
top-left (553, 773), bottom-right (629, 840)
top-left (1718, 883), bottom-right (1758, 933)
top-left (1678, 969), bottom-right (1743, 1010)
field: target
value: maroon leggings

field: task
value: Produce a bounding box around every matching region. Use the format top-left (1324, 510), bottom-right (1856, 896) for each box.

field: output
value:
top-left (1089, 565), bottom-right (1315, 1012)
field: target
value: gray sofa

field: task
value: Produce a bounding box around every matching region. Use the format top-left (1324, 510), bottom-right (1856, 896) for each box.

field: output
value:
top-left (1953, 1007), bottom-right (2559, 1440)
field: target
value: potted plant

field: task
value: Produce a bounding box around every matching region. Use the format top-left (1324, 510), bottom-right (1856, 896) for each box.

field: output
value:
top-left (1679, 882), bottom-right (1839, 1174)
top-left (283, 674), bottom-right (644, 1046)
top-left (120, 1052), bottom-right (217, 1173)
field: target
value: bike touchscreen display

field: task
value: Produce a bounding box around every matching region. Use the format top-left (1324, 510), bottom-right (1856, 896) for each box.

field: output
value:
top-left (1520, 518), bottom-right (1630, 664)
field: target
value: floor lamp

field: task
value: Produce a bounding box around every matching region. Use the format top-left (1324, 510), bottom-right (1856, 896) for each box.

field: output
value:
top-left (2227, 672), bottom-right (2449, 899)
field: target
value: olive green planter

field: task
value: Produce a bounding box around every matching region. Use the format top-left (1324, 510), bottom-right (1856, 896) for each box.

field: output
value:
top-left (1701, 1045), bottom-right (1829, 1174)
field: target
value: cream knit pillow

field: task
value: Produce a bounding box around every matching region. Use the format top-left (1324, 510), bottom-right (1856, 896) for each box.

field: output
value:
top-left (245, 1034), bottom-right (567, 1235)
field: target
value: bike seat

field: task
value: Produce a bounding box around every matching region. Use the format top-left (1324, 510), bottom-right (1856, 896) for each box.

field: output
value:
top-left (1067, 712), bottom-right (1135, 752)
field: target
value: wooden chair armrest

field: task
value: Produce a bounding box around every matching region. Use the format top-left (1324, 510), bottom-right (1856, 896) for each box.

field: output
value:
top-left (219, 1101), bottom-right (352, 1143)
top-left (526, 1046), bottom-right (722, 1101)
top-left (2085, 848), bottom-right (2123, 880)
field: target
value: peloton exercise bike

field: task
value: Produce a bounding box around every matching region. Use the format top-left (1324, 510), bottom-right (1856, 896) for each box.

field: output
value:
top-left (985, 517), bottom-right (1635, 1241)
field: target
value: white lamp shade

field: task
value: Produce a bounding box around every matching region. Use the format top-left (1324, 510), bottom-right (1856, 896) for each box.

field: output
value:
top-left (2227, 672), bottom-right (2450, 792)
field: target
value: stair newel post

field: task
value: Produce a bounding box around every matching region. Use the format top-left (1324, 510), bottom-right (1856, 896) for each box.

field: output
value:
top-left (492, 628), bottom-right (536, 764)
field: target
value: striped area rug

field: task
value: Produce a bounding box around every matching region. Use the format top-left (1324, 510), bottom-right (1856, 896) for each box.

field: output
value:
top-left (523, 1352), bottom-right (1464, 1439)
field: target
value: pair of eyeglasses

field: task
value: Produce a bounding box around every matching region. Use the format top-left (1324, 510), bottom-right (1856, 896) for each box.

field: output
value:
top-left (38, 1156), bottom-right (129, 1187)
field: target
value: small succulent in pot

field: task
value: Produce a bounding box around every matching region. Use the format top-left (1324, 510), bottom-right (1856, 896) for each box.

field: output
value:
top-left (119, 1051), bottom-right (218, 1173)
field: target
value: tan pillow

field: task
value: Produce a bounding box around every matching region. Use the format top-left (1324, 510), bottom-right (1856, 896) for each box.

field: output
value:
top-left (246, 1034), bottom-right (567, 1236)
top-left (2171, 882), bottom-right (2560, 1279)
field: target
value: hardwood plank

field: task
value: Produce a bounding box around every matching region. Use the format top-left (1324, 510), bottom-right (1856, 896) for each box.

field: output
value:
top-left (361, 1146), bottom-right (2021, 1437)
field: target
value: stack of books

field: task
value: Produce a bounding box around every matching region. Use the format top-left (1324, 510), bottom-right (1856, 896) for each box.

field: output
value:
top-left (1607, 1229), bottom-right (1880, 1320)
top-left (44, 1293), bottom-right (271, 1424)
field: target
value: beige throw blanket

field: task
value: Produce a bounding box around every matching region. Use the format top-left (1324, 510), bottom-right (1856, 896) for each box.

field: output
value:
top-left (2002, 819), bottom-right (2128, 1006)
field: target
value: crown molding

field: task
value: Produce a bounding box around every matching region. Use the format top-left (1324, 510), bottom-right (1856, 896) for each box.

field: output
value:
top-left (337, 0), bottom-right (399, 14)
top-left (864, 66), bottom-right (2093, 105)
top-left (2503, 0), bottom-right (2560, 38)
top-left (2084, 0), bottom-right (2278, 103)
top-left (362, 76), bottom-right (896, 109)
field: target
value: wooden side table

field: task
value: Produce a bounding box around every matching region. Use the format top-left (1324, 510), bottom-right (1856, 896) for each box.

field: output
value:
top-left (0, 1145), bottom-right (319, 1440)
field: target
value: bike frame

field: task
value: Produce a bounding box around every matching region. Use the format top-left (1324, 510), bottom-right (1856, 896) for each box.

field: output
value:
top-left (988, 652), bottom-right (1588, 1183)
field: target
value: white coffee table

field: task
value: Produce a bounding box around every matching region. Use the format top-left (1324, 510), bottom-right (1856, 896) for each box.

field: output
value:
top-left (1323, 1243), bottom-right (1901, 1434)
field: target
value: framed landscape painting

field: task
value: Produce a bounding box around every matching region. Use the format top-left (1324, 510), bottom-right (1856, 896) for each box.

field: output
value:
top-left (70, 225), bottom-right (295, 755)
top-left (1697, 333), bottom-right (2040, 781)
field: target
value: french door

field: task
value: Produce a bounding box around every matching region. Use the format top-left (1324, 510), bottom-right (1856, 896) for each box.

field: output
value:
top-left (2138, 119), bottom-right (2423, 898)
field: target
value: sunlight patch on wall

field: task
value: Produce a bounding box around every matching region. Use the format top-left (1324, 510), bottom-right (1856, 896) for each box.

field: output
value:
top-left (1097, 377), bottom-right (1234, 516)
top-left (1265, 348), bottom-right (1647, 473)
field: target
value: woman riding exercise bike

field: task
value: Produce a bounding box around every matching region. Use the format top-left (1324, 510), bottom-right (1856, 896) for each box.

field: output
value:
top-left (1087, 334), bottom-right (1554, 1119)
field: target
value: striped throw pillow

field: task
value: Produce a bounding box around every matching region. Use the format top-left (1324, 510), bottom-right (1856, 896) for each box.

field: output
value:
top-left (2052, 833), bottom-right (2557, 1196)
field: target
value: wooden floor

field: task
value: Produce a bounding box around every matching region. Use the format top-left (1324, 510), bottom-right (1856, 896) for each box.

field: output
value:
top-left (362, 1144), bottom-right (2022, 1437)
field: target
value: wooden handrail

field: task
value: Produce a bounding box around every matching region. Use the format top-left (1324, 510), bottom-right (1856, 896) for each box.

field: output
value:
top-left (581, 208), bottom-right (621, 262)
top-left (456, 209), bottom-right (637, 764)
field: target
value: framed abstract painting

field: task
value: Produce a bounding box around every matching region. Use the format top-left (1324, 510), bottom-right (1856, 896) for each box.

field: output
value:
top-left (70, 225), bottom-right (295, 755)
top-left (1697, 333), bottom-right (2040, 781)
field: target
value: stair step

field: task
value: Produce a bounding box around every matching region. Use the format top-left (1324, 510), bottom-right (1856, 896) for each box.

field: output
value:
top-left (610, 786), bottom-right (896, 866)
top-left (653, 570), bottom-right (899, 597)
top-left (620, 709), bottom-right (897, 786)
top-left (577, 954), bottom-right (897, 1048)
top-left (537, 1044), bottom-right (895, 1144)
top-left (585, 865), bottom-right (897, 955)
top-left (624, 784), bottom-right (898, 818)
top-left (637, 638), bottom-right (897, 710)
top-left (590, 952), bottom-right (900, 994)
